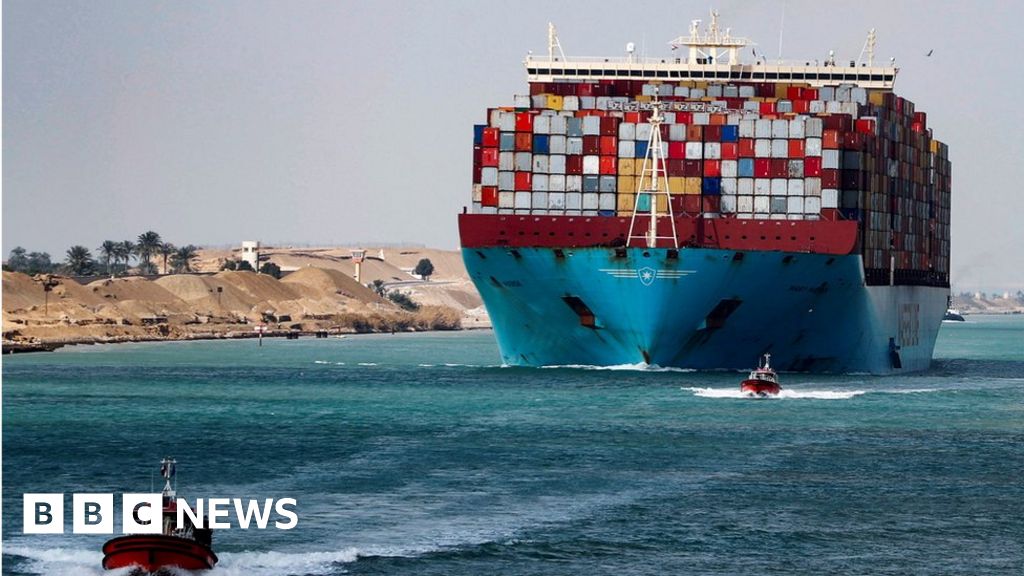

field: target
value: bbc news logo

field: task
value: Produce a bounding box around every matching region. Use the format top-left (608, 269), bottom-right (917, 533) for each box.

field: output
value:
top-left (24, 493), bottom-right (298, 534)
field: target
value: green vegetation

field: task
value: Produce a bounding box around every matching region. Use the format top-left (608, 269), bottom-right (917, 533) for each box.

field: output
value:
top-left (414, 258), bottom-right (435, 281)
top-left (387, 290), bottom-right (420, 311)
top-left (259, 261), bottom-right (282, 279)
top-left (64, 245), bottom-right (96, 276)
top-left (170, 245), bottom-right (199, 273)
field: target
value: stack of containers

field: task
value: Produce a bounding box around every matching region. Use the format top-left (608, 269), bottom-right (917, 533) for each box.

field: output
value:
top-left (471, 78), bottom-right (949, 284)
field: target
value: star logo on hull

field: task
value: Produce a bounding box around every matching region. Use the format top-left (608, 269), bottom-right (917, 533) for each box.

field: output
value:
top-left (599, 268), bottom-right (696, 286)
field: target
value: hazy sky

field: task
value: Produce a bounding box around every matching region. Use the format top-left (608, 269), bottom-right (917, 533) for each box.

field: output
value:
top-left (3, 0), bottom-right (1022, 291)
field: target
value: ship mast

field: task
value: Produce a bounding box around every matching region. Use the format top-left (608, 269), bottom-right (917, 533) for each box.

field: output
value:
top-left (627, 98), bottom-right (678, 249)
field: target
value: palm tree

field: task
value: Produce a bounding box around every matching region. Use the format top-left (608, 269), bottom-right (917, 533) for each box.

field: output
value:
top-left (65, 245), bottom-right (96, 276)
top-left (118, 240), bottom-right (135, 274)
top-left (158, 242), bottom-right (176, 275)
top-left (98, 240), bottom-right (118, 276)
top-left (170, 245), bottom-right (199, 273)
top-left (136, 231), bottom-right (162, 268)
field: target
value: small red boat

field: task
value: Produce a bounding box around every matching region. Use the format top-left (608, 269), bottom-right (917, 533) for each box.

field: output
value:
top-left (740, 354), bottom-right (781, 397)
top-left (102, 459), bottom-right (217, 574)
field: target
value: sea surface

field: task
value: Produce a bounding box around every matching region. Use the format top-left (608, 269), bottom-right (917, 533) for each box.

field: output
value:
top-left (3, 316), bottom-right (1023, 575)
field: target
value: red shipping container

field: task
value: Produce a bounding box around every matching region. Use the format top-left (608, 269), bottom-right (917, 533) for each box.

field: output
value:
top-left (599, 136), bottom-right (617, 156)
top-left (709, 114), bottom-right (727, 126)
top-left (704, 125), bottom-right (723, 141)
top-left (683, 195), bottom-right (702, 213)
top-left (788, 139), bottom-right (805, 158)
top-left (770, 158), bottom-right (788, 178)
top-left (843, 132), bottom-right (865, 150)
top-left (566, 155), bottom-right (583, 174)
top-left (821, 114), bottom-right (852, 132)
top-left (721, 142), bottom-right (738, 160)
top-left (703, 160), bottom-right (721, 177)
top-left (473, 145), bottom-right (482, 165)
top-left (822, 130), bottom-right (841, 149)
top-left (792, 100), bottom-right (810, 114)
top-left (676, 112), bottom-right (693, 125)
top-left (668, 142), bottom-right (687, 159)
top-left (625, 112), bottom-right (642, 123)
top-left (515, 132), bottom-right (532, 151)
top-left (684, 160), bottom-right (703, 177)
top-left (515, 171), bottom-right (532, 191)
top-left (759, 101), bottom-right (777, 114)
top-left (583, 136), bottom-right (601, 155)
top-left (667, 158), bottom-right (686, 176)
top-left (754, 158), bottom-right (771, 178)
top-left (702, 196), bottom-right (721, 213)
top-left (821, 169), bottom-right (840, 188)
top-left (600, 116), bottom-right (619, 136)
top-left (599, 156), bottom-right (617, 175)
top-left (481, 186), bottom-right (499, 206)
top-left (787, 86), bottom-right (802, 100)
top-left (804, 156), bottom-right (822, 176)
top-left (855, 118), bottom-right (876, 135)
top-left (821, 208), bottom-right (840, 221)
top-left (515, 112), bottom-right (534, 132)
top-left (472, 165), bottom-right (481, 184)
top-left (482, 128), bottom-right (499, 147)
top-left (804, 88), bottom-right (819, 100)
top-left (670, 195), bottom-right (685, 214)
top-left (687, 124), bottom-right (704, 141)
top-left (481, 147), bottom-right (499, 167)
top-left (738, 138), bottom-right (756, 157)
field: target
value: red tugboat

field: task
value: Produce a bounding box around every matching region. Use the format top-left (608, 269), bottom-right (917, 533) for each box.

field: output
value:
top-left (740, 354), bottom-right (781, 397)
top-left (102, 458), bottom-right (217, 574)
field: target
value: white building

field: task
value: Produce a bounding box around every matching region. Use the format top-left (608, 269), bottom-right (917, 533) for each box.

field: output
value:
top-left (241, 241), bottom-right (260, 271)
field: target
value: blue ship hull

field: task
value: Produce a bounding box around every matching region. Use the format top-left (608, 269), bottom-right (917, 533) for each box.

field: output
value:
top-left (462, 246), bottom-right (947, 374)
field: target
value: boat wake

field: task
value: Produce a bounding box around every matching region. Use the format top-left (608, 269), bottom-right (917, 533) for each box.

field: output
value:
top-left (683, 387), bottom-right (865, 400)
top-left (542, 363), bottom-right (696, 373)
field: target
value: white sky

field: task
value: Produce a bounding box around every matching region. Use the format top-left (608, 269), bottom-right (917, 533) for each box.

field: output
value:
top-left (3, 0), bottom-right (1022, 292)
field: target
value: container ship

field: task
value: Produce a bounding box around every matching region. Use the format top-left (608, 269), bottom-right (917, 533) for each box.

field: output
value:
top-left (458, 14), bottom-right (951, 373)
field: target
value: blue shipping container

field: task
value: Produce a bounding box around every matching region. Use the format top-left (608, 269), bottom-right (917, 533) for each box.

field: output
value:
top-left (702, 177), bottom-right (721, 195)
top-left (533, 134), bottom-right (550, 154)
top-left (721, 125), bottom-right (739, 142)
top-left (474, 124), bottom-right (485, 145)
top-left (738, 158), bottom-right (755, 177)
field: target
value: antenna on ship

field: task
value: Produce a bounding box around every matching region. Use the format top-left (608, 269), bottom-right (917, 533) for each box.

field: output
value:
top-left (857, 29), bottom-right (877, 67)
top-left (668, 10), bottom-right (752, 65)
top-left (547, 22), bottom-right (566, 61)
top-left (627, 98), bottom-right (679, 249)
top-left (160, 456), bottom-right (177, 500)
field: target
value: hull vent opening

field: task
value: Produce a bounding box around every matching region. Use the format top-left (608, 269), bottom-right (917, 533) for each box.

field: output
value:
top-left (562, 296), bottom-right (598, 328)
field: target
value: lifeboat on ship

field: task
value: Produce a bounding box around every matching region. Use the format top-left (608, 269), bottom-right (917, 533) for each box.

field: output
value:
top-left (740, 354), bottom-right (781, 397)
top-left (102, 458), bottom-right (217, 574)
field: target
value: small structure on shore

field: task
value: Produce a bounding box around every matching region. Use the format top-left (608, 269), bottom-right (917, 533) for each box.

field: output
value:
top-left (241, 241), bottom-right (260, 271)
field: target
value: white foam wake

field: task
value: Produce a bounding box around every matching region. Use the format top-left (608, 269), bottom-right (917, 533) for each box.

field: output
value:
top-left (683, 387), bottom-right (866, 400)
top-left (541, 363), bottom-right (695, 373)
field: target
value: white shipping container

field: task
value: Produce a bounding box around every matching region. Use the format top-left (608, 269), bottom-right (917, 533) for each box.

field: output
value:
top-left (499, 112), bottom-right (516, 132)
top-left (566, 175), bottom-right (583, 192)
top-left (771, 197), bottom-right (787, 214)
top-left (825, 100), bottom-right (844, 114)
top-left (804, 177), bottom-right (822, 196)
top-left (723, 85), bottom-right (739, 98)
top-left (738, 196), bottom-right (754, 212)
top-left (809, 100), bottom-right (826, 114)
top-left (533, 174), bottom-right (549, 192)
top-left (563, 96), bottom-right (580, 111)
top-left (755, 119), bottom-right (772, 138)
top-left (642, 84), bottom-right (658, 96)
top-left (789, 119), bottom-right (805, 138)
top-left (618, 140), bottom-right (634, 158)
top-left (599, 193), bottom-right (616, 210)
top-left (595, 96), bottom-right (611, 110)
top-left (836, 84), bottom-right (852, 102)
top-left (549, 155), bottom-right (566, 174)
top-left (754, 196), bottom-right (770, 213)
top-left (582, 193), bottom-right (600, 210)
top-left (721, 195), bottom-right (737, 213)
top-left (721, 177), bottom-right (738, 194)
top-left (805, 138), bottom-right (822, 156)
top-left (548, 192), bottom-right (566, 209)
top-left (738, 178), bottom-right (754, 195)
top-left (550, 115), bottom-right (567, 134)
top-left (663, 112), bottom-right (676, 124)
top-left (565, 192), bottom-right (583, 210)
top-left (472, 185), bottom-right (482, 202)
top-left (692, 112), bottom-right (710, 125)
top-left (479, 205), bottom-right (497, 215)
top-left (851, 87), bottom-right (867, 106)
top-left (515, 152), bottom-right (532, 171)
top-left (549, 135), bottom-right (566, 155)
top-left (721, 160), bottom-right (738, 178)
top-left (619, 122), bottom-right (636, 140)
top-left (669, 124), bottom-right (687, 141)
top-left (788, 197), bottom-right (804, 213)
top-left (755, 179), bottom-right (771, 195)
top-left (532, 155), bottom-right (549, 173)
top-left (532, 192), bottom-right (549, 209)
top-left (498, 171), bottom-right (514, 191)
top-left (499, 191), bottom-right (515, 208)
top-left (777, 100), bottom-right (793, 114)
top-left (755, 139), bottom-right (772, 157)
top-left (549, 174), bottom-right (566, 191)
top-left (567, 137), bottom-right (583, 155)
top-left (704, 142), bottom-right (722, 159)
top-left (636, 123), bottom-right (652, 141)
top-left (822, 149), bottom-right (840, 169)
top-left (754, 213), bottom-right (770, 220)
top-left (579, 96), bottom-right (596, 109)
top-left (515, 95), bottom-right (532, 108)
top-left (786, 213), bottom-right (805, 221)
top-left (481, 167), bottom-right (498, 186)
top-left (499, 152), bottom-right (514, 171)
top-left (804, 196), bottom-right (821, 214)
top-left (739, 119), bottom-right (756, 138)
top-left (743, 101), bottom-right (760, 112)
top-left (582, 116), bottom-right (601, 135)
top-left (533, 115), bottom-right (551, 134)
top-left (820, 87), bottom-right (835, 101)
top-left (583, 155), bottom-right (600, 174)
top-left (707, 84), bottom-right (723, 97)
top-left (690, 88), bottom-right (706, 99)
top-left (788, 179), bottom-right (804, 196)
top-left (771, 178), bottom-right (788, 196)
top-left (806, 118), bottom-right (823, 138)
top-left (821, 189), bottom-right (839, 208)
top-left (771, 119), bottom-right (789, 138)
top-left (771, 139), bottom-right (789, 158)
top-left (674, 86), bottom-right (690, 97)
top-left (739, 85), bottom-right (756, 97)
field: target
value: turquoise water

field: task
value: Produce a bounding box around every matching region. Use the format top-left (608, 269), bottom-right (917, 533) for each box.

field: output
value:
top-left (3, 317), bottom-right (1023, 575)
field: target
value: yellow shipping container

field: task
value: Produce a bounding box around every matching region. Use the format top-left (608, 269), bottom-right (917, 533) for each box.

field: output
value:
top-left (617, 193), bottom-right (636, 212)
top-left (635, 95), bottom-right (652, 103)
top-left (618, 175), bottom-right (637, 193)
top-left (657, 195), bottom-right (668, 213)
top-left (619, 158), bottom-right (636, 176)
top-left (692, 81), bottom-right (708, 89)
top-left (547, 94), bottom-right (564, 111)
top-left (680, 80), bottom-right (696, 88)
top-left (684, 177), bottom-right (702, 195)
top-left (774, 84), bottom-right (790, 99)
top-left (869, 91), bottom-right (886, 106)
top-left (668, 177), bottom-right (686, 193)
top-left (930, 139), bottom-right (941, 153)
